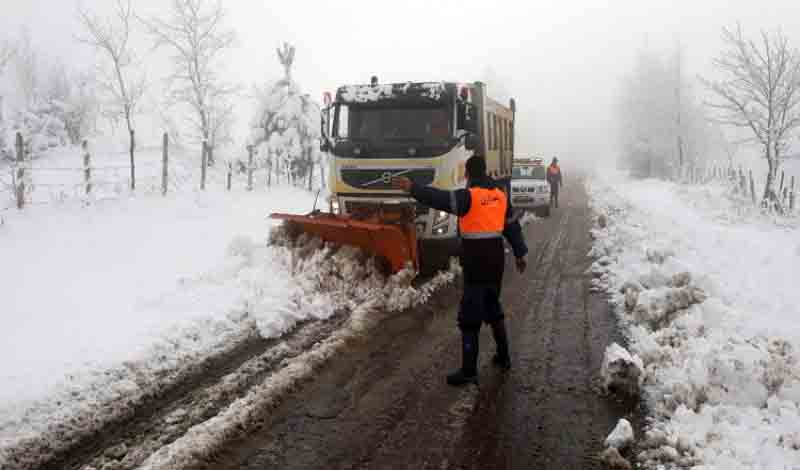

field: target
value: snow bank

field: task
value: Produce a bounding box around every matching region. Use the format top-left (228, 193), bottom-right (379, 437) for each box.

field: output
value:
top-left (605, 418), bottom-right (635, 450)
top-left (589, 172), bottom-right (800, 470)
top-left (601, 343), bottom-right (644, 396)
top-left (0, 187), bottom-right (319, 468)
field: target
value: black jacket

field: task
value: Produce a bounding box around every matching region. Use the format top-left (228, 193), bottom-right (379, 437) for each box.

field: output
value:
top-left (409, 176), bottom-right (528, 284)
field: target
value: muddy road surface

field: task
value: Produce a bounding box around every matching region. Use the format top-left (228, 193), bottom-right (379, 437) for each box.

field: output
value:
top-left (39, 177), bottom-right (632, 470)
top-left (201, 179), bottom-right (632, 470)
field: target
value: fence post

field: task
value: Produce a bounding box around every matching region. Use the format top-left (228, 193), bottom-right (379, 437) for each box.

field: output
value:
top-left (739, 167), bottom-right (746, 193)
top-left (267, 151), bottom-right (272, 188)
top-left (749, 170), bottom-right (757, 206)
top-left (15, 132), bottom-right (24, 209)
top-left (200, 141), bottom-right (208, 191)
top-left (162, 132), bottom-right (169, 196)
top-left (82, 140), bottom-right (91, 196)
top-left (247, 145), bottom-right (254, 191)
top-left (226, 162), bottom-right (232, 191)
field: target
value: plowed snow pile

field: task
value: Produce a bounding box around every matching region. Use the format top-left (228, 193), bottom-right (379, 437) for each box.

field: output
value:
top-left (0, 189), bottom-right (456, 469)
top-left (589, 171), bottom-right (800, 470)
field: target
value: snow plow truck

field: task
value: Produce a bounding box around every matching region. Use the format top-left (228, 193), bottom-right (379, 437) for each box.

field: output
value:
top-left (271, 78), bottom-right (516, 274)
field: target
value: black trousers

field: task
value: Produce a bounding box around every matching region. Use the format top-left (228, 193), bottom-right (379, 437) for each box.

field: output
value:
top-left (550, 183), bottom-right (560, 206)
top-left (456, 282), bottom-right (510, 374)
top-left (458, 282), bottom-right (504, 330)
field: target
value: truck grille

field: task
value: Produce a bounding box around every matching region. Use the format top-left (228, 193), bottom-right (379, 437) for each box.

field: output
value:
top-left (345, 200), bottom-right (429, 218)
top-left (341, 168), bottom-right (435, 190)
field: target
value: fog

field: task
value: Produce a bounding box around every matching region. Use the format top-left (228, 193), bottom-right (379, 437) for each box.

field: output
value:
top-left (2, 0), bottom-right (800, 167)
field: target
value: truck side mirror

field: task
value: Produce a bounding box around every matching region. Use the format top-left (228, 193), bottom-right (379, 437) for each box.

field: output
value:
top-left (320, 139), bottom-right (331, 152)
top-left (458, 103), bottom-right (478, 134)
top-left (465, 133), bottom-right (479, 151)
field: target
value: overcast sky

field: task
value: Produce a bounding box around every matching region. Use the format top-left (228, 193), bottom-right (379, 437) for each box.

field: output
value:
top-left (2, 0), bottom-right (800, 163)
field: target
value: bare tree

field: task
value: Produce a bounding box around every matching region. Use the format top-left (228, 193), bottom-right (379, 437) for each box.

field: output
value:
top-left (703, 24), bottom-right (800, 209)
top-left (0, 38), bottom-right (16, 124)
top-left (141, 0), bottom-right (238, 167)
top-left (77, 0), bottom-right (145, 190)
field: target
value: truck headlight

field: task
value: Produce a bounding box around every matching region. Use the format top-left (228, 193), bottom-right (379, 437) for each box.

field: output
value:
top-left (330, 199), bottom-right (340, 213)
top-left (433, 210), bottom-right (449, 225)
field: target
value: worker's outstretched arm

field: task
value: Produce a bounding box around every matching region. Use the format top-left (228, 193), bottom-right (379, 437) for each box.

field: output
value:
top-left (410, 185), bottom-right (471, 216)
top-left (393, 177), bottom-right (471, 216)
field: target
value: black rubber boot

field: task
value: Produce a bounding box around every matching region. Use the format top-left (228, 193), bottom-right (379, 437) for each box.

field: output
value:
top-left (447, 329), bottom-right (479, 386)
top-left (490, 320), bottom-right (511, 371)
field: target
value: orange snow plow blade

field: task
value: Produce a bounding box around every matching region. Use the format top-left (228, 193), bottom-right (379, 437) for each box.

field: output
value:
top-left (270, 210), bottom-right (419, 273)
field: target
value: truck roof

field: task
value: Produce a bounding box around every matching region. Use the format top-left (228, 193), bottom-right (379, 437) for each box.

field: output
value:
top-left (335, 82), bottom-right (456, 106)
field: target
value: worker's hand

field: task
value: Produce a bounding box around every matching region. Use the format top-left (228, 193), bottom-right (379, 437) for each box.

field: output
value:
top-left (392, 176), bottom-right (413, 192)
top-left (515, 256), bottom-right (528, 274)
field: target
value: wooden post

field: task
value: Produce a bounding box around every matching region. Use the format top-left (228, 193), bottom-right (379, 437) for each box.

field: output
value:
top-left (162, 133), bottom-right (169, 196)
top-left (319, 156), bottom-right (326, 189)
top-left (247, 145), bottom-right (254, 191)
top-left (200, 141), bottom-right (208, 191)
top-left (15, 132), bottom-right (24, 209)
top-left (267, 151), bottom-right (272, 188)
top-left (739, 167), bottom-right (746, 193)
top-left (129, 129), bottom-right (136, 191)
top-left (749, 170), bottom-right (756, 206)
top-left (308, 158), bottom-right (314, 192)
top-left (226, 162), bottom-right (232, 191)
top-left (82, 140), bottom-right (91, 196)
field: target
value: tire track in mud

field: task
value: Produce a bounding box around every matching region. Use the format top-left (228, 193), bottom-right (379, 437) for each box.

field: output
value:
top-left (43, 315), bottom-right (349, 470)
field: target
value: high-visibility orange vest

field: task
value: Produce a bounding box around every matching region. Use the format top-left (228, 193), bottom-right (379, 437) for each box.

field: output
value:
top-left (459, 187), bottom-right (507, 239)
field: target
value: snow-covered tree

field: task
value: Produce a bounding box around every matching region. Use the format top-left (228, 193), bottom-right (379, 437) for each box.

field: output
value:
top-left (10, 29), bottom-right (41, 110)
top-left (78, 0), bottom-right (145, 190)
top-left (618, 44), bottom-right (714, 180)
top-left (3, 102), bottom-right (69, 161)
top-left (249, 43), bottom-right (322, 190)
top-left (43, 64), bottom-right (98, 145)
top-left (142, 0), bottom-right (238, 167)
top-left (703, 24), bottom-right (800, 210)
top-left (0, 37), bottom-right (16, 157)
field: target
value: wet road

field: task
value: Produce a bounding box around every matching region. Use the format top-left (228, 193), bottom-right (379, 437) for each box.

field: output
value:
top-left (202, 178), bottom-right (630, 470)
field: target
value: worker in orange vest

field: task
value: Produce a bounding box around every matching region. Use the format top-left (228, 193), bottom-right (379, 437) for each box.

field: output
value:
top-left (547, 157), bottom-right (563, 208)
top-left (393, 156), bottom-right (528, 386)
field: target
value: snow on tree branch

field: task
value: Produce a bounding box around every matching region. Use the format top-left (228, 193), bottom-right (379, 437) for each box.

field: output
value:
top-left (77, 0), bottom-right (145, 189)
top-left (702, 23), bottom-right (800, 210)
top-left (140, 0), bottom-right (238, 165)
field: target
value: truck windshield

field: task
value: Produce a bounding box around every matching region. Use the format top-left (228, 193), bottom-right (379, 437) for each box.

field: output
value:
top-left (513, 166), bottom-right (546, 180)
top-left (334, 105), bottom-right (451, 142)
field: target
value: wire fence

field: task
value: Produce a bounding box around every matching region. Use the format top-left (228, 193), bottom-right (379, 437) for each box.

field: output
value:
top-left (0, 132), bottom-right (327, 214)
top-left (696, 163), bottom-right (798, 214)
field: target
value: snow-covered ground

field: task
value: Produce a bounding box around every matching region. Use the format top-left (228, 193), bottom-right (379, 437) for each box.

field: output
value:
top-left (590, 171), bottom-right (800, 469)
top-left (0, 184), bottom-right (324, 459)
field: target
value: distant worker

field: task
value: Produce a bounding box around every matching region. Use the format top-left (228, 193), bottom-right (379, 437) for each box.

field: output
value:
top-left (547, 157), bottom-right (563, 208)
top-left (393, 156), bottom-right (528, 387)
